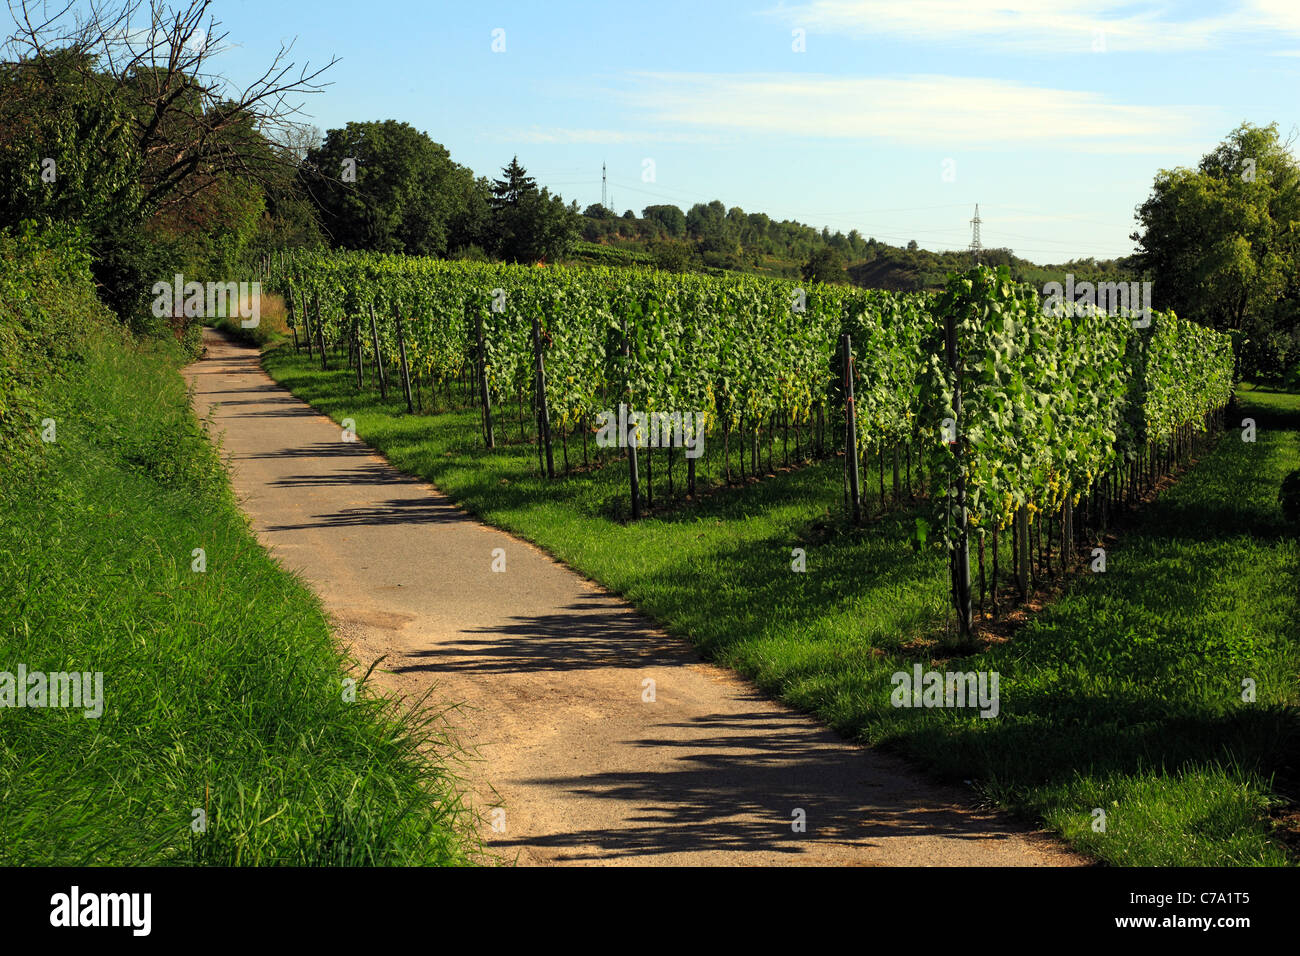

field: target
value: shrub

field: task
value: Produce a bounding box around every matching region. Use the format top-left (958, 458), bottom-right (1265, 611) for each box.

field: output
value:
top-left (650, 238), bottom-right (695, 273)
top-left (1279, 469), bottom-right (1300, 526)
top-left (91, 225), bottom-right (188, 340)
top-left (0, 223), bottom-right (118, 477)
top-left (1283, 362), bottom-right (1300, 392)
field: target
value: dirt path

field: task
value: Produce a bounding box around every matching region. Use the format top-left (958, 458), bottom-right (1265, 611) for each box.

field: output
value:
top-left (184, 329), bottom-right (1084, 866)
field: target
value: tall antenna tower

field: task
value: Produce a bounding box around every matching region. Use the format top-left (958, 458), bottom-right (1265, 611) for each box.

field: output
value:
top-left (969, 204), bottom-right (982, 261)
top-left (602, 162), bottom-right (607, 211)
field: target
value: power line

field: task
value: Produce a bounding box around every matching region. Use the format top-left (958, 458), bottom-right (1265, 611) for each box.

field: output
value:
top-left (989, 229), bottom-right (1115, 245)
top-left (984, 204), bottom-right (1132, 228)
top-left (592, 177), bottom-right (1131, 261)
top-left (801, 202), bottom-right (974, 216)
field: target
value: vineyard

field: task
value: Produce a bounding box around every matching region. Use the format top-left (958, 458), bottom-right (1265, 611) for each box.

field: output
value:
top-left (264, 251), bottom-right (1235, 638)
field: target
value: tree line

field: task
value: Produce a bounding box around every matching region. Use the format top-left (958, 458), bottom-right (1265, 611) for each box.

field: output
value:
top-left (1, 0), bottom-right (1296, 380)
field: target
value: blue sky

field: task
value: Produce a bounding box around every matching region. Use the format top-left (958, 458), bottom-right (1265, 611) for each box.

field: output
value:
top-left (16, 1), bottom-right (1300, 261)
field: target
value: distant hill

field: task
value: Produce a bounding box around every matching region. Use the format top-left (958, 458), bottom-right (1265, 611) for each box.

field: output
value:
top-left (564, 199), bottom-right (1137, 289)
top-left (564, 231), bottom-right (1139, 291)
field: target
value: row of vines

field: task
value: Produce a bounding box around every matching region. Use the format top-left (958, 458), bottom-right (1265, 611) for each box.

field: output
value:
top-left (262, 250), bottom-right (1234, 637)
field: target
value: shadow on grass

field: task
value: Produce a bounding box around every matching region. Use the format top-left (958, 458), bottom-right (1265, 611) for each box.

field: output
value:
top-left (1140, 430), bottom-right (1295, 542)
top-left (1237, 392), bottom-right (1300, 431)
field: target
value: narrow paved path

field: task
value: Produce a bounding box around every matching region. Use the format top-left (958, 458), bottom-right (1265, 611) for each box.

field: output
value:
top-left (185, 330), bottom-right (1084, 866)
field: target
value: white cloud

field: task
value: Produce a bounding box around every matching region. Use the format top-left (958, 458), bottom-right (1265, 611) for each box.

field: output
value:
top-left (494, 127), bottom-right (722, 145)
top-left (622, 72), bottom-right (1208, 152)
top-left (766, 1), bottom-right (1300, 53)
top-left (1246, 0), bottom-right (1300, 34)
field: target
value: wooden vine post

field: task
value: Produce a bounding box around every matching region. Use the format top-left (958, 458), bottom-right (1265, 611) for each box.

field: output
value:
top-left (1015, 506), bottom-right (1030, 597)
top-left (353, 316), bottom-right (364, 388)
top-left (531, 314), bottom-right (555, 478)
top-left (301, 289), bottom-right (313, 360)
top-left (623, 319), bottom-right (641, 519)
top-left (392, 302), bottom-right (414, 414)
top-left (842, 333), bottom-right (861, 523)
top-left (368, 303), bottom-right (387, 401)
top-left (686, 418), bottom-right (696, 497)
top-left (1062, 496), bottom-right (1074, 570)
top-left (287, 284), bottom-right (299, 353)
top-left (313, 293), bottom-right (327, 371)
top-left (475, 308), bottom-right (494, 448)
top-left (943, 308), bottom-right (973, 640)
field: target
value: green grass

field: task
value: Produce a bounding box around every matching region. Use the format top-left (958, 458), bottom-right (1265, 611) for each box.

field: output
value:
top-left (0, 332), bottom-right (474, 865)
top-left (206, 309), bottom-right (289, 350)
top-left (263, 343), bottom-right (1300, 866)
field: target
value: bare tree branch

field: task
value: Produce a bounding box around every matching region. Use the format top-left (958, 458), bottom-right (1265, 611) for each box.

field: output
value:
top-left (5, 0), bottom-right (338, 218)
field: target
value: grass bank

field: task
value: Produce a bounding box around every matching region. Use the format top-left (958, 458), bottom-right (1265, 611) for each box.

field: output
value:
top-left (263, 344), bottom-right (1300, 866)
top-left (0, 329), bottom-right (473, 865)
top-left (204, 290), bottom-right (292, 349)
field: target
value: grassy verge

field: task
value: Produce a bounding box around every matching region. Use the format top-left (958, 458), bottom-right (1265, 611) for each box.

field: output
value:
top-left (204, 291), bottom-right (292, 349)
top-left (263, 344), bottom-right (1300, 866)
top-left (0, 330), bottom-right (473, 865)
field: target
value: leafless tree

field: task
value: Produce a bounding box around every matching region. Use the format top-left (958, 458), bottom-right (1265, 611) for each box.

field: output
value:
top-left (4, 0), bottom-right (337, 216)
